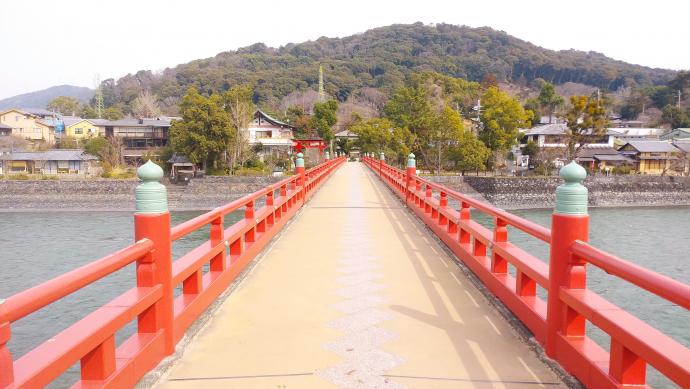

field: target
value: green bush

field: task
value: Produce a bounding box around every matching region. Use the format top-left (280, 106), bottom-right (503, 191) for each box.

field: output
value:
top-left (612, 165), bottom-right (633, 175)
top-left (234, 167), bottom-right (268, 176)
top-left (41, 175), bottom-right (58, 180)
top-left (207, 166), bottom-right (228, 176)
top-left (9, 173), bottom-right (29, 180)
top-left (101, 167), bottom-right (136, 179)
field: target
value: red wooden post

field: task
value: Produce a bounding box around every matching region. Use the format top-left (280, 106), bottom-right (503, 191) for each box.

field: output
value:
top-left (379, 152), bottom-right (384, 177)
top-left (295, 153), bottom-right (305, 202)
top-left (546, 162), bottom-right (589, 358)
top-left (0, 299), bottom-right (13, 387)
top-left (406, 153), bottom-right (416, 205)
top-left (133, 161), bottom-right (174, 355)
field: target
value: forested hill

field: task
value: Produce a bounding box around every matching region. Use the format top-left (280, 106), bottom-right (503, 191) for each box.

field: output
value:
top-left (101, 23), bottom-right (675, 113)
top-left (0, 85), bottom-right (94, 110)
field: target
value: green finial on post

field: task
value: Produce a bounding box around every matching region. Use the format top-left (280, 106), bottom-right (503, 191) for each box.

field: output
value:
top-left (407, 153), bottom-right (416, 168)
top-left (295, 153), bottom-right (305, 168)
top-left (379, 152), bottom-right (385, 161)
top-left (555, 161), bottom-right (588, 215)
top-left (135, 160), bottom-right (168, 214)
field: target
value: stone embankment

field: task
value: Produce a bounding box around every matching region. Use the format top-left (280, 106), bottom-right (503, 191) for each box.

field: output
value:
top-left (424, 175), bottom-right (690, 209)
top-left (0, 176), bottom-right (282, 211)
top-left (1, 173), bottom-right (688, 212)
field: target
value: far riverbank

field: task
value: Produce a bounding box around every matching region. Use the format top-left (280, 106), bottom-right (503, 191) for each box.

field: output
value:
top-left (0, 173), bottom-right (689, 211)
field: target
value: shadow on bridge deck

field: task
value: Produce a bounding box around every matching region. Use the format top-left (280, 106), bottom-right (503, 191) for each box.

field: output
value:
top-left (152, 163), bottom-right (565, 389)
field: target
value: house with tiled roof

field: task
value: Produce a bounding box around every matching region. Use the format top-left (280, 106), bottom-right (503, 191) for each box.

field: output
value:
top-left (0, 109), bottom-right (55, 145)
top-left (245, 110), bottom-right (295, 157)
top-left (0, 149), bottom-right (98, 175)
top-left (521, 123), bottom-right (616, 149)
top-left (575, 145), bottom-right (633, 171)
top-left (660, 128), bottom-right (690, 141)
top-left (618, 141), bottom-right (680, 174)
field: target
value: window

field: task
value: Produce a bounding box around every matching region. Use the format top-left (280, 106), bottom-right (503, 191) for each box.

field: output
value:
top-left (74, 128), bottom-right (83, 135)
top-left (15, 116), bottom-right (20, 122)
top-left (256, 130), bottom-right (272, 138)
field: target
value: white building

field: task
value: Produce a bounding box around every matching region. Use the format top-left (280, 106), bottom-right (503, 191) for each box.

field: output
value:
top-left (521, 123), bottom-right (616, 148)
top-left (245, 110), bottom-right (295, 157)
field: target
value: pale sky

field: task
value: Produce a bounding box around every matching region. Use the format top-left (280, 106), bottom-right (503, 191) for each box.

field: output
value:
top-left (1, 0), bottom-right (688, 99)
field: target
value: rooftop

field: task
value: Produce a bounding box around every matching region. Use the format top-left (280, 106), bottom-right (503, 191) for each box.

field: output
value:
top-left (254, 110), bottom-right (294, 129)
top-left (20, 108), bottom-right (58, 117)
top-left (673, 141), bottom-right (690, 153)
top-left (0, 149), bottom-right (98, 161)
top-left (91, 118), bottom-right (172, 127)
top-left (61, 117), bottom-right (94, 126)
top-left (620, 141), bottom-right (680, 153)
top-left (524, 123), bottom-right (618, 136)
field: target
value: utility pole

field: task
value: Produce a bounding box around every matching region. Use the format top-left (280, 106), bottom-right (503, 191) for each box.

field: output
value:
top-left (679, 90), bottom-right (682, 108)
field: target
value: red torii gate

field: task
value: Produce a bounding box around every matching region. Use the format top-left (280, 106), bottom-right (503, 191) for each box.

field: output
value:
top-left (292, 138), bottom-right (327, 155)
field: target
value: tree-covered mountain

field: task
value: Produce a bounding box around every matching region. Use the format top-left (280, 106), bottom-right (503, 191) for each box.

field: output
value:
top-left (0, 85), bottom-right (94, 110)
top-left (99, 23), bottom-right (676, 114)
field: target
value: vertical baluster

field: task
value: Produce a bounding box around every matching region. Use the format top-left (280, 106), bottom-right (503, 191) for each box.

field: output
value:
top-left (491, 218), bottom-right (508, 274)
top-left (516, 270), bottom-right (536, 296)
top-left (245, 200), bottom-right (255, 244)
top-left (280, 184), bottom-right (287, 214)
top-left (415, 179), bottom-right (422, 206)
top-left (438, 191), bottom-right (448, 226)
top-left (425, 184), bottom-right (432, 214)
top-left (80, 335), bottom-right (116, 381)
top-left (210, 213), bottom-right (225, 271)
top-left (609, 339), bottom-right (646, 385)
top-left (266, 188), bottom-right (275, 227)
top-left (459, 201), bottom-right (471, 244)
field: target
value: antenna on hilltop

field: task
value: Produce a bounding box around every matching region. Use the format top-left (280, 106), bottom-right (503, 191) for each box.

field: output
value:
top-left (94, 74), bottom-right (104, 119)
top-left (318, 65), bottom-right (325, 102)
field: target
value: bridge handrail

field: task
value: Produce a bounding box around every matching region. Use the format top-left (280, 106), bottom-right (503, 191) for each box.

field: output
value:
top-left (2, 239), bottom-right (154, 323)
top-left (363, 155), bottom-right (690, 388)
top-left (570, 240), bottom-right (690, 310)
top-left (375, 162), bottom-right (551, 242)
top-left (0, 156), bottom-right (346, 388)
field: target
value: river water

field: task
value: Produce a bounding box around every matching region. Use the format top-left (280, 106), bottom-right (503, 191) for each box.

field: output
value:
top-left (0, 207), bottom-right (688, 387)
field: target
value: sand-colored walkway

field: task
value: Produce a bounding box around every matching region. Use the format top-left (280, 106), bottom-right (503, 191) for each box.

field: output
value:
top-left (154, 163), bottom-right (564, 388)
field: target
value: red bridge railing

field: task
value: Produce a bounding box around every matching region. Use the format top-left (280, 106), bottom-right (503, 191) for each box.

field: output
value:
top-left (0, 155), bottom-right (345, 388)
top-left (363, 155), bottom-right (689, 388)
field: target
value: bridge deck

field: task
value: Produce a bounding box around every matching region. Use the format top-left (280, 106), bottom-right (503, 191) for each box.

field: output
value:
top-left (155, 163), bottom-right (564, 388)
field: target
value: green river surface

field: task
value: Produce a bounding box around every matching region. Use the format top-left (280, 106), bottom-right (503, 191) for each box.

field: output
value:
top-left (0, 207), bottom-right (688, 388)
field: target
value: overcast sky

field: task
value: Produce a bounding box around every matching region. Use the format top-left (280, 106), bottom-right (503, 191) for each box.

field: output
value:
top-left (1, 0), bottom-right (688, 99)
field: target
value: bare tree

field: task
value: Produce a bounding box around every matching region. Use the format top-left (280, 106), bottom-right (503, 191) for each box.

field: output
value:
top-left (279, 90), bottom-right (320, 115)
top-left (132, 90), bottom-right (162, 118)
top-left (0, 135), bottom-right (29, 152)
top-left (223, 86), bottom-right (255, 172)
